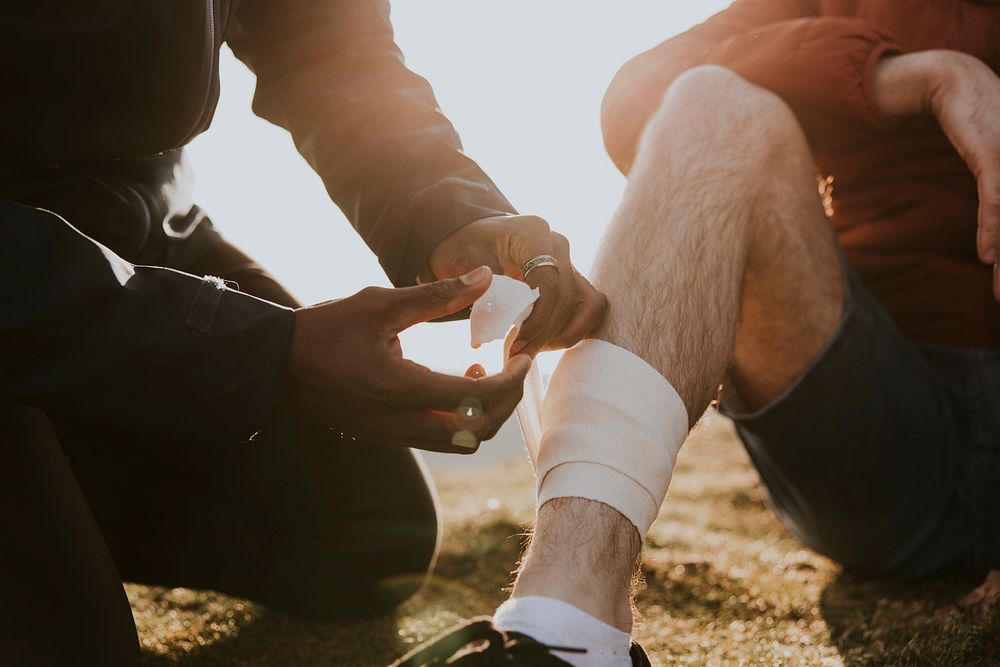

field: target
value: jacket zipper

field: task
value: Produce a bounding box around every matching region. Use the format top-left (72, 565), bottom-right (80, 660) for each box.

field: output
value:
top-left (181, 0), bottom-right (218, 146)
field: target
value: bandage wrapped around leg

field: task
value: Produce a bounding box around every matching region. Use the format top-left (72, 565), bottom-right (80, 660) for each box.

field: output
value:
top-left (522, 340), bottom-right (689, 536)
top-left (470, 277), bottom-right (689, 537)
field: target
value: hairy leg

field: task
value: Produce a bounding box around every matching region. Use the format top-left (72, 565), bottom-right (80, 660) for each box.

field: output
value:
top-left (510, 66), bottom-right (843, 630)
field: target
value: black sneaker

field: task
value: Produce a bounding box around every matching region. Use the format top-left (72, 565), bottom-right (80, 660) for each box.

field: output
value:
top-left (389, 617), bottom-right (652, 666)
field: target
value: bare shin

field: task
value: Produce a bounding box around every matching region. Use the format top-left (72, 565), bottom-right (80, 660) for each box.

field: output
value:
top-left (512, 66), bottom-right (843, 630)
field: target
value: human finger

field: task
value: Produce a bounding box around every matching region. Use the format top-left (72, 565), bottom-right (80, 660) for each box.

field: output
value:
top-left (974, 168), bottom-right (1000, 299)
top-left (393, 354), bottom-right (531, 412)
top-left (513, 232), bottom-right (575, 357)
top-left (543, 274), bottom-right (609, 351)
top-left (977, 174), bottom-right (1000, 265)
top-left (383, 267), bottom-right (493, 331)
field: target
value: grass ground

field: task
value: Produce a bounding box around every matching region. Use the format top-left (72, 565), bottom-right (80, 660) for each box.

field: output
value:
top-left (132, 416), bottom-right (999, 666)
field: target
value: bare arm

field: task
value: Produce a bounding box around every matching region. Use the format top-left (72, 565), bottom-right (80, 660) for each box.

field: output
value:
top-left (872, 51), bottom-right (1000, 298)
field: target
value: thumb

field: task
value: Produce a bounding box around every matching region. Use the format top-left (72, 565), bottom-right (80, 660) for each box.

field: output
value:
top-left (386, 266), bottom-right (492, 331)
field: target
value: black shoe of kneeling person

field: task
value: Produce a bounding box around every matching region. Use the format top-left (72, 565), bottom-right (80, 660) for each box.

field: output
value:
top-left (389, 617), bottom-right (652, 666)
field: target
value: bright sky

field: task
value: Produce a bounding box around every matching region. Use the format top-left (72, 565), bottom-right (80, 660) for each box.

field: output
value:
top-left (187, 1), bottom-right (728, 375)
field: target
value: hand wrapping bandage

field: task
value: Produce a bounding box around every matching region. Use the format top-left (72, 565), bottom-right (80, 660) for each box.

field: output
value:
top-left (470, 276), bottom-right (689, 537)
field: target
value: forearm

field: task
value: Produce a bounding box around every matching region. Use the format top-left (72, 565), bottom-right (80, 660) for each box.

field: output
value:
top-left (871, 50), bottom-right (979, 119)
top-left (228, 0), bottom-right (516, 287)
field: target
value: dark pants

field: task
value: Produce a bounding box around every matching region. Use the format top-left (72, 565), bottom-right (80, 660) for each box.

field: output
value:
top-left (724, 251), bottom-right (1000, 580)
top-left (0, 155), bottom-right (439, 666)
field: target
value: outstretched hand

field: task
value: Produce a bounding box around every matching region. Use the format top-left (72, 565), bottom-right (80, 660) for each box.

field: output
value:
top-left (426, 214), bottom-right (608, 358)
top-left (278, 266), bottom-right (531, 453)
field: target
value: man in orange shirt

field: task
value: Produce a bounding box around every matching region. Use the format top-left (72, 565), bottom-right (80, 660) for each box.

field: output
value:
top-left (394, 2), bottom-right (1000, 665)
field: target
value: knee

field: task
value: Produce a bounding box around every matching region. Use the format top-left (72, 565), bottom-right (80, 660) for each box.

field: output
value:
top-left (366, 493), bottom-right (441, 610)
top-left (277, 475), bottom-right (440, 620)
top-left (341, 504), bottom-right (440, 617)
top-left (641, 65), bottom-right (803, 162)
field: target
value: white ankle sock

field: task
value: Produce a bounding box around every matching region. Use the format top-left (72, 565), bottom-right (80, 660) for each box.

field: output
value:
top-left (494, 596), bottom-right (631, 667)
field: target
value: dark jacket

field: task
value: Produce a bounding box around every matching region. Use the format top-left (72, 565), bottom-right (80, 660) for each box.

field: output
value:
top-left (1, 201), bottom-right (293, 444)
top-left (1, 0), bottom-right (515, 284)
top-left (1, 0), bottom-right (516, 443)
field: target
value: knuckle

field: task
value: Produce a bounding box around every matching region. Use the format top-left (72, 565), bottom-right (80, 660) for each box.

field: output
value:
top-left (520, 214), bottom-right (550, 235)
top-left (425, 278), bottom-right (456, 301)
top-left (356, 285), bottom-right (387, 300)
top-left (553, 232), bottom-right (570, 250)
top-left (355, 286), bottom-right (392, 318)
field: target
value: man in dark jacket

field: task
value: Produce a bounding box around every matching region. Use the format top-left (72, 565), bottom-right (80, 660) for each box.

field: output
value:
top-left (0, 1), bottom-right (606, 664)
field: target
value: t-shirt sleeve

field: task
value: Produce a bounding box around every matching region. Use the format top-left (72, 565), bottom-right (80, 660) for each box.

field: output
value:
top-left (601, 0), bottom-right (902, 173)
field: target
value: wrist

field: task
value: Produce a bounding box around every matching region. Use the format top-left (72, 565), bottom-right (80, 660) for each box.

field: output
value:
top-left (873, 50), bottom-right (970, 120)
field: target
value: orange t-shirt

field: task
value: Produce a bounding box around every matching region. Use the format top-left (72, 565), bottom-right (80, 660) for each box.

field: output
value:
top-left (601, 0), bottom-right (1000, 348)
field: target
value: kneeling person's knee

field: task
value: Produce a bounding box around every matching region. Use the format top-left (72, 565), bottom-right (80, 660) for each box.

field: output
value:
top-left (267, 465), bottom-right (440, 620)
top-left (276, 509), bottom-right (438, 619)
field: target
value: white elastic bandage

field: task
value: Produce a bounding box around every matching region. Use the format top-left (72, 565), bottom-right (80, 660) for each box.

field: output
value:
top-left (470, 276), bottom-right (689, 536)
top-left (527, 340), bottom-right (687, 535)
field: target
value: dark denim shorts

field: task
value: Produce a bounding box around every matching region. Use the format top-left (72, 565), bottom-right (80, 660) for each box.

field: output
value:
top-left (723, 255), bottom-right (1000, 580)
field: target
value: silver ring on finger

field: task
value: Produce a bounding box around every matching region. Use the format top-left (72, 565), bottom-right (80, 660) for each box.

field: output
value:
top-left (522, 254), bottom-right (560, 279)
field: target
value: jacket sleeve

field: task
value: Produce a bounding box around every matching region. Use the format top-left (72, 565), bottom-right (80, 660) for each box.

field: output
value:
top-left (0, 201), bottom-right (294, 445)
top-left (601, 0), bottom-right (903, 173)
top-left (226, 0), bottom-right (517, 287)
